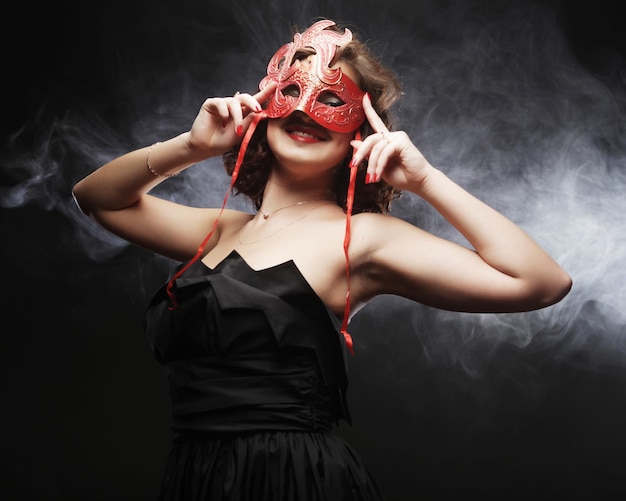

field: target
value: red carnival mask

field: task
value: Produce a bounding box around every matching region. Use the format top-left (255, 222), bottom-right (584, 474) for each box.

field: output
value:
top-left (259, 20), bottom-right (366, 133)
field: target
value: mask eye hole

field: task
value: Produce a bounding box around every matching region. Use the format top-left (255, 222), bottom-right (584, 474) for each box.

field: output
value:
top-left (280, 84), bottom-right (300, 98)
top-left (318, 91), bottom-right (345, 108)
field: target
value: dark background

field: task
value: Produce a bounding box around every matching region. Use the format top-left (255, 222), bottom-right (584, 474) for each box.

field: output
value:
top-left (2, 1), bottom-right (625, 499)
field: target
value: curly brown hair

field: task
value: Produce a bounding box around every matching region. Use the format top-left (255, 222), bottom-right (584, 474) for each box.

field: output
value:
top-left (223, 22), bottom-right (403, 214)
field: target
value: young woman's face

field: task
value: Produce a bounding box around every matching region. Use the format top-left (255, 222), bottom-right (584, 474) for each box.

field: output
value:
top-left (266, 57), bottom-right (360, 176)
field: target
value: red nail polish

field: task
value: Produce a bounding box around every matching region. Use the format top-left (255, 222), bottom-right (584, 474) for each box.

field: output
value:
top-left (236, 125), bottom-right (243, 136)
top-left (349, 158), bottom-right (358, 168)
top-left (365, 173), bottom-right (371, 184)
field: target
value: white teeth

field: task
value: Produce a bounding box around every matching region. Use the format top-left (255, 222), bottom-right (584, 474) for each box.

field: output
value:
top-left (290, 130), bottom-right (318, 139)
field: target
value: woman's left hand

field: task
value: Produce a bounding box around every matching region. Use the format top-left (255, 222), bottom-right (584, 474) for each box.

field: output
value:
top-left (350, 94), bottom-right (432, 190)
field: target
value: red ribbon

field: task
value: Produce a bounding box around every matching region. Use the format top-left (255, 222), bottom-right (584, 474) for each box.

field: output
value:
top-left (340, 130), bottom-right (361, 355)
top-left (166, 112), bottom-right (267, 308)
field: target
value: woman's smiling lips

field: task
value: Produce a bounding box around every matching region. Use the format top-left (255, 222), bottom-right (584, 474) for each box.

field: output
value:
top-left (287, 127), bottom-right (328, 142)
top-left (284, 117), bottom-right (330, 143)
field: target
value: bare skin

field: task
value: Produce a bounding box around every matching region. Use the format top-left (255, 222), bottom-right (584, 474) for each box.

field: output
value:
top-left (73, 65), bottom-right (572, 323)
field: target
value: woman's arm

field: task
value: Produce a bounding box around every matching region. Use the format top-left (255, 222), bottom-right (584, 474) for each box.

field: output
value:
top-left (350, 95), bottom-right (572, 312)
top-left (72, 87), bottom-right (274, 260)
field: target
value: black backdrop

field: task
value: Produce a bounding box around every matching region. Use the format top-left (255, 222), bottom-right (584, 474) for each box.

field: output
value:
top-left (2, 1), bottom-right (626, 500)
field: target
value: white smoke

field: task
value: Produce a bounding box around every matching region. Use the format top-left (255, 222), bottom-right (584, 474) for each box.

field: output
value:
top-left (1, 0), bottom-right (624, 371)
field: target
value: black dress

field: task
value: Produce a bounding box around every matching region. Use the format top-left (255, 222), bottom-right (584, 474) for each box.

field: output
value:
top-left (144, 250), bottom-right (384, 500)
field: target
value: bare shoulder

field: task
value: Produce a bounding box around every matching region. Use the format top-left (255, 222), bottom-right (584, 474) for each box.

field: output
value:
top-left (349, 211), bottom-right (426, 253)
top-left (208, 208), bottom-right (250, 233)
top-left (347, 211), bottom-right (438, 281)
top-left (218, 208), bottom-right (255, 228)
top-left (171, 205), bottom-right (253, 243)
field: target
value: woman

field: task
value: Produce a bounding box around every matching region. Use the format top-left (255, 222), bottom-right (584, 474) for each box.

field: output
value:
top-left (72, 19), bottom-right (571, 501)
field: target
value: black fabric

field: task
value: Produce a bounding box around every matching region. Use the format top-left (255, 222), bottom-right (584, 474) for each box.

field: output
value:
top-left (144, 250), bottom-right (384, 500)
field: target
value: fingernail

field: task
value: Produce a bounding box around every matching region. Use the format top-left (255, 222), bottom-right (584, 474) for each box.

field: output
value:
top-left (255, 104), bottom-right (262, 112)
top-left (349, 158), bottom-right (358, 168)
top-left (236, 125), bottom-right (243, 136)
top-left (365, 173), bottom-right (371, 184)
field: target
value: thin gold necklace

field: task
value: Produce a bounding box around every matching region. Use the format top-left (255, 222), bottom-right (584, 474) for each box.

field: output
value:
top-left (239, 202), bottom-right (334, 245)
top-left (258, 198), bottom-right (327, 220)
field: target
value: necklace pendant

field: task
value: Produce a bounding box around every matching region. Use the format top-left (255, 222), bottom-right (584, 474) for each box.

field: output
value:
top-left (262, 213), bottom-right (269, 220)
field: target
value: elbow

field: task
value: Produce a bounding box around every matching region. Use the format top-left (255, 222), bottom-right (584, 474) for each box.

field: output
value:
top-left (556, 272), bottom-right (574, 303)
top-left (538, 270), bottom-right (573, 309)
top-left (511, 269), bottom-right (573, 312)
top-left (71, 181), bottom-right (91, 217)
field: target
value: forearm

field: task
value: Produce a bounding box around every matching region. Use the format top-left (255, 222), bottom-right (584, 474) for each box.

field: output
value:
top-left (72, 132), bottom-right (207, 216)
top-left (414, 166), bottom-right (569, 287)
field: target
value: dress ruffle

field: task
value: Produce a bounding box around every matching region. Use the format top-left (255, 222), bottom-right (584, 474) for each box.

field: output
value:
top-left (159, 431), bottom-right (384, 501)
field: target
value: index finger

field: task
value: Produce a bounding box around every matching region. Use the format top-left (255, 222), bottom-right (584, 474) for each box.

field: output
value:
top-left (363, 93), bottom-right (389, 134)
top-left (253, 81), bottom-right (278, 108)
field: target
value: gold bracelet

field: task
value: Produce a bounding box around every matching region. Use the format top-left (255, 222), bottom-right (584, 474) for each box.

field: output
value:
top-left (146, 142), bottom-right (179, 178)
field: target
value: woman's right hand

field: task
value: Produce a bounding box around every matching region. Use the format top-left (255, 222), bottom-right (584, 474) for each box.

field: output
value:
top-left (187, 82), bottom-right (277, 157)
